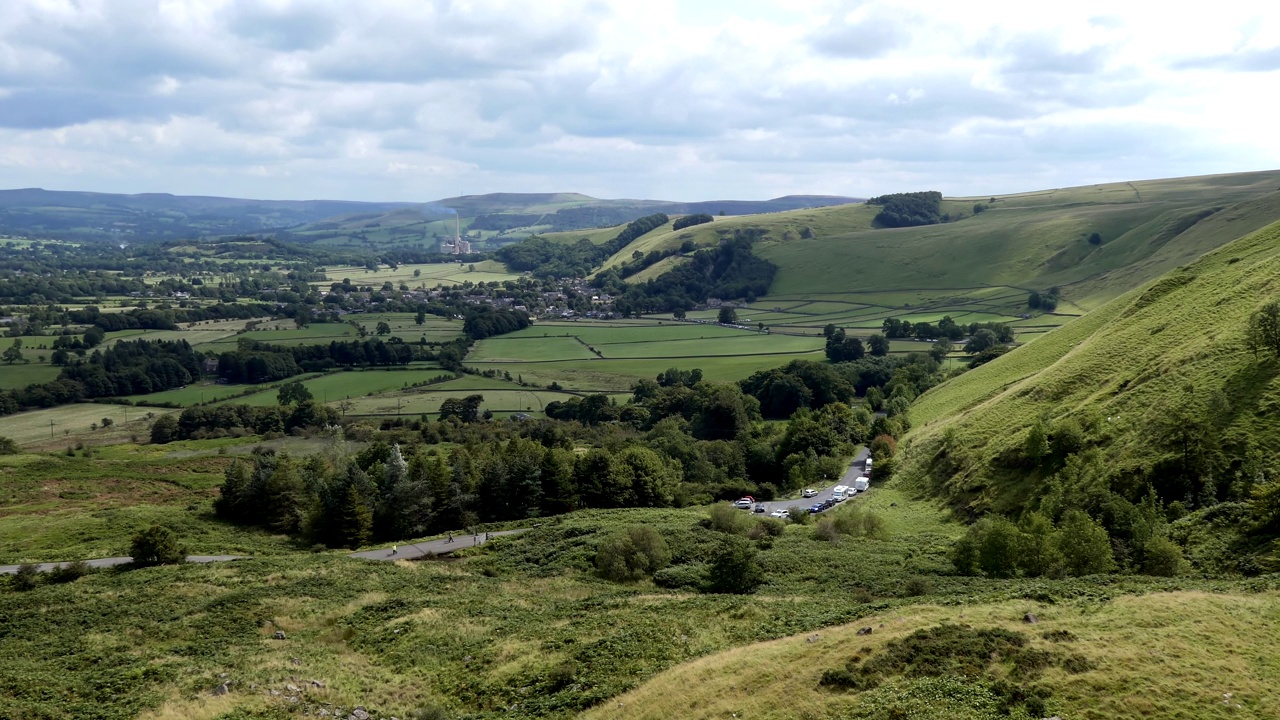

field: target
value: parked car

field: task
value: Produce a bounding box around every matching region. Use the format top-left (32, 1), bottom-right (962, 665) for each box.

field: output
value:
top-left (770, 509), bottom-right (789, 518)
top-left (754, 504), bottom-right (767, 513)
top-left (734, 499), bottom-right (753, 509)
top-left (808, 504), bottom-right (824, 514)
top-left (803, 488), bottom-right (818, 498)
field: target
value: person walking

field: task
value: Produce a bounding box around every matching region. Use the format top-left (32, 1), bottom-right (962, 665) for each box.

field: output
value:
top-left (391, 544), bottom-right (398, 556)
top-left (447, 532), bottom-right (453, 543)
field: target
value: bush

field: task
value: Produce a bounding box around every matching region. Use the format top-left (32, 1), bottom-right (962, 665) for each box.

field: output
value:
top-left (652, 562), bottom-right (708, 590)
top-left (47, 560), bottom-right (92, 584)
top-left (903, 576), bottom-right (934, 596)
top-left (149, 414), bottom-right (180, 444)
top-left (594, 526), bottom-right (671, 582)
top-left (1140, 534), bottom-right (1185, 577)
top-left (11, 563), bottom-right (40, 591)
top-left (130, 525), bottom-right (185, 567)
top-left (814, 518), bottom-right (840, 541)
top-left (1054, 510), bottom-right (1115, 576)
top-left (708, 503), bottom-right (749, 534)
top-left (0, 435), bottom-right (18, 455)
top-left (705, 536), bottom-right (764, 594)
top-left (787, 506), bottom-right (810, 525)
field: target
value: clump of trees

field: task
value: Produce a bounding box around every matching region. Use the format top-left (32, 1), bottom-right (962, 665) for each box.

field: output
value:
top-left (672, 213), bottom-right (714, 231)
top-left (130, 525), bottom-right (185, 567)
top-left (1028, 288), bottom-right (1060, 311)
top-left (595, 526), bottom-right (671, 582)
top-left (867, 191), bottom-right (943, 228)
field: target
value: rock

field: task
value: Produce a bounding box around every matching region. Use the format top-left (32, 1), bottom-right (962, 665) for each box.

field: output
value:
top-left (311, 680), bottom-right (326, 688)
top-left (286, 683), bottom-right (299, 693)
top-left (806, 633), bottom-right (821, 643)
top-left (318, 710), bottom-right (331, 718)
top-left (213, 682), bottom-right (230, 696)
top-left (856, 627), bottom-right (873, 636)
top-left (351, 708), bottom-right (370, 720)
top-left (1023, 613), bottom-right (1039, 624)
top-left (273, 630), bottom-right (288, 640)
top-left (291, 657), bottom-right (302, 666)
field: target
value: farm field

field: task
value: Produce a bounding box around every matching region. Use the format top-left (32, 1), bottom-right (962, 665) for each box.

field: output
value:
top-left (0, 361), bottom-right (60, 389)
top-left (123, 374), bottom-right (325, 407)
top-left (466, 319), bottom-right (827, 390)
top-left (1, 403), bottom-right (174, 448)
top-left (337, 373), bottom-right (603, 416)
top-left (228, 367), bottom-right (451, 407)
top-left (315, 259), bottom-right (520, 289)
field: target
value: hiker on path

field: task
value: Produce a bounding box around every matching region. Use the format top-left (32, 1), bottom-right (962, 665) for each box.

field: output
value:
top-left (392, 544), bottom-right (398, 556)
top-left (447, 532), bottom-right (453, 543)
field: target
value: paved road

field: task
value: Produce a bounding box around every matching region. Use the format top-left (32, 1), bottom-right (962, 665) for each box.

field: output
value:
top-left (349, 529), bottom-right (528, 561)
top-left (752, 447), bottom-right (872, 516)
top-left (0, 554), bottom-right (243, 575)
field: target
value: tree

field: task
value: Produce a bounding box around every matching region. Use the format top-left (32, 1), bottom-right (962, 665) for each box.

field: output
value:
top-left (130, 525), bottom-right (184, 566)
top-left (2, 339), bottom-right (25, 364)
top-left (1246, 300), bottom-right (1280, 359)
top-left (150, 414), bottom-right (180, 444)
top-left (673, 307), bottom-right (686, 320)
top-left (718, 307), bottom-right (738, 324)
top-left (277, 381), bottom-right (313, 406)
top-left (0, 436), bottom-right (16, 455)
top-left (964, 328), bottom-right (998, 354)
top-left (376, 321), bottom-right (392, 336)
top-left (706, 536), bottom-right (764, 594)
top-left (595, 526), bottom-right (671, 582)
top-left (337, 484), bottom-right (374, 549)
top-left (823, 323), bottom-right (837, 338)
top-left (101, 417), bottom-right (114, 428)
top-left (413, 268), bottom-right (422, 277)
top-left (867, 333), bottom-right (889, 356)
top-left (415, 308), bottom-right (426, 325)
top-left (1054, 510), bottom-right (1116, 576)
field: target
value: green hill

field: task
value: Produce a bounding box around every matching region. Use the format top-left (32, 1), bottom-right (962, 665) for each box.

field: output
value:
top-left (897, 215), bottom-right (1280, 568)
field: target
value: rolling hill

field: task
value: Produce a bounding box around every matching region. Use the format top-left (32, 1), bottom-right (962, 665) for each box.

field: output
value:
top-left (894, 212), bottom-right (1280, 566)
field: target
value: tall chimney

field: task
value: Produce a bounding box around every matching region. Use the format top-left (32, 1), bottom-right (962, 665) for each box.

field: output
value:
top-left (456, 215), bottom-right (460, 242)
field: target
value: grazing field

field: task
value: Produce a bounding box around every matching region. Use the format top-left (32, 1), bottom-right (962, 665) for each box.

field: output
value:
top-left (228, 367), bottom-right (451, 407)
top-left (466, 319), bottom-right (826, 390)
top-left (315, 259), bottom-right (520, 289)
top-left (1, 403), bottom-right (174, 448)
top-left (0, 362), bottom-right (60, 389)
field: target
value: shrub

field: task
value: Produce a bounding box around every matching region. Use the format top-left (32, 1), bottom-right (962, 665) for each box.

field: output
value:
top-left (47, 560), bottom-right (92, 584)
top-left (652, 562), bottom-right (708, 590)
top-left (787, 506), bottom-right (810, 525)
top-left (149, 414), bottom-right (180, 444)
top-left (708, 503), bottom-right (749, 534)
top-left (814, 518), bottom-right (840, 541)
top-left (11, 563), bottom-right (40, 591)
top-left (903, 576), bottom-right (934, 597)
top-left (130, 525), bottom-right (185, 567)
top-left (594, 526), bottom-right (671, 582)
top-left (705, 536), bottom-right (764, 594)
top-left (0, 436), bottom-right (18, 455)
top-left (1140, 534), bottom-right (1185, 577)
top-left (1054, 510), bottom-right (1115, 576)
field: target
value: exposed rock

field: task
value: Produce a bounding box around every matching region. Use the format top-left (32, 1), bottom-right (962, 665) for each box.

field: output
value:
top-left (273, 630), bottom-right (288, 640)
top-left (351, 708), bottom-right (370, 720)
top-left (311, 680), bottom-right (326, 688)
top-left (806, 633), bottom-right (821, 643)
top-left (286, 683), bottom-right (299, 693)
top-left (213, 682), bottom-right (230, 696)
top-left (856, 627), bottom-right (873, 636)
top-left (291, 657), bottom-right (302, 666)
top-left (1023, 613), bottom-right (1039, 624)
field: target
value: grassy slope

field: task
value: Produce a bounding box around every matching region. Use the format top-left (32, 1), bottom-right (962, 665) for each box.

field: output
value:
top-left (584, 589), bottom-right (1280, 720)
top-left (900, 217), bottom-right (1280, 513)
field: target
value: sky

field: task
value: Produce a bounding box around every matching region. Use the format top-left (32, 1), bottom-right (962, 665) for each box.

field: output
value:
top-left (2, 0), bottom-right (1279, 202)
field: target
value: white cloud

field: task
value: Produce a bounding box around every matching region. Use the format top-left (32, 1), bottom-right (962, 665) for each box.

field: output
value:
top-left (0, 0), bottom-right (1277, 201)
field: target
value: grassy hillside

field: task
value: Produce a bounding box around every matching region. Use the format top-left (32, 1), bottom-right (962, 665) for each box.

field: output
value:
top-left (587, 589), bottom-right (1280, 720)
top-left (897, 215), bottom-right (1280, 529)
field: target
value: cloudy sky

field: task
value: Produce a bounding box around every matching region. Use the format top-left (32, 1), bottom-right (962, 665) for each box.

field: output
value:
top-left (2, 0), bottom-right (1279, 202)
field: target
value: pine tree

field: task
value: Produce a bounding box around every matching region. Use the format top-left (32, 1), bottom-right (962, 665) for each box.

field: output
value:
top-left (338, 484), bottom-right (373, 549)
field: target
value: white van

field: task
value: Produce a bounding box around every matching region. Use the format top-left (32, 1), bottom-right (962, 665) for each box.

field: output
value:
top-left (864, 457), bottom-right (874, 473)
top-left (832, 485), bottom-right (848, 500)
top-left (853, 476), bottom-right (869, 492)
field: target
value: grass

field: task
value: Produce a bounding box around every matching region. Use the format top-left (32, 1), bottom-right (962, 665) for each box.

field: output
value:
top-left (4, 482), bottom-right (1277, 720)
top-left (584, 589), bottom-right (1280, 720)
top-left (314, 260), bottom-right (521, 289)
top-left (0, 361), bottom-right (61, 389)
top-left (899, 216), bottom-right (1280, 514)
top-left (227, 368), bottom-right (451, 407)
top-left (1, 403), bottom-right (172, 449)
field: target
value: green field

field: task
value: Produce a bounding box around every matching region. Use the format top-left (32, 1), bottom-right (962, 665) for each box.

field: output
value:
top-left (316, 259), bottom-right (521, 289)
top-left (227, 367), bottom-right (450, 407)
top-left (1, 403), bottom-right (174, 449)
top-left (466, 319), bottom-right (825, 390)
top-left (0, 362), bottom-right (61, 389)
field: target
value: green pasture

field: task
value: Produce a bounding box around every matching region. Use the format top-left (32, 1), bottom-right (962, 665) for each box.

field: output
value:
top-left (467, 336), bottom-right (599, 362)
top-left (1, 403), bottom-right (173, 448)
top-left (316, 260), bottom-right (520, 289)
top-left (0, 362), bottom-right (60, 389)
top-left (220, 367), bottom-right (450, 407)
